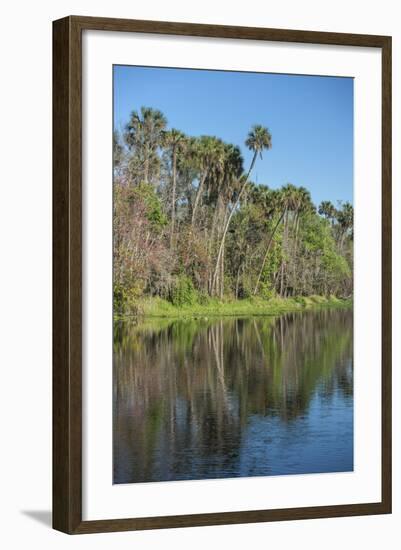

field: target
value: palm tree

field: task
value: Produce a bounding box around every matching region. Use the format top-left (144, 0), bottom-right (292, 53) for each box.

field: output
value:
top-left (211, 125), bottom-right (272, 295)
top-left (212, 143), bottom-right (244, 297)
top-left (220, 144), bottom-right (244, 193)
top-left (291, 187), bottom-right (313, 247)
top-left (191, 136), bottom-right (225, 227)
top-left (124, 107), bottom-right (167, 184)
top-left (244, 125), bottom-right (273, 177)
top-left (276, 183), bottom-right (300, 296)
top-left (337, 202), bottom-right (353, 249)
top-left (163, 129), bottom-right (187, 246)
top-left (318, 200), bottom-right (337, 224)
top-left (289, 187), bottom-right (313, 294)
top-left (253, 190), bottom-right (286, 295)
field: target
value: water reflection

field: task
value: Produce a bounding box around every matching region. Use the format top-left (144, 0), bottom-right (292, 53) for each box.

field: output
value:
top-left (113, 308), bottom-right (353, 483)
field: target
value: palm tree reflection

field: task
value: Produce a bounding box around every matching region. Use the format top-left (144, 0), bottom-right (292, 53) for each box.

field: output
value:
top-left (113, 309), bottom-right (353, 483)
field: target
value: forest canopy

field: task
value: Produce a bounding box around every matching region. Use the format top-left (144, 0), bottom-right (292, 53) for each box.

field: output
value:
top-left (113, 106), bottom-right (353, 316)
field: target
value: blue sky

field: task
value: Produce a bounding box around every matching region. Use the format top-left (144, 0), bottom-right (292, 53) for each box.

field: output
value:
top-left (114, 65), bottom-right (353, 207)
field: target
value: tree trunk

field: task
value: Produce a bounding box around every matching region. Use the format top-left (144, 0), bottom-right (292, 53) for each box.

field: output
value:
top-left (280, 262), bottom-right (285, 297)
top-left (191, 171), bottom-right (208, 227)
top-left (279, 211), bottom-right (290, 297)
top-left (290, 211), bottom-right (300, 294)
top-left (235, 263), bottom-right (242, 299)
top-left (170, 148), bottom-right (177, 247)
top-left (219, 245), bottom-right (225, 298)
top-left (207, 200), bottom-right (221, 293)
top-left (253, 211), bottom-right (285, 295)
top-left (339, 229), bottom-right (347, 251)
top-left (143, 147), bottom-right (149, 184)
top-left (211, 151), bottom-right (257, 295)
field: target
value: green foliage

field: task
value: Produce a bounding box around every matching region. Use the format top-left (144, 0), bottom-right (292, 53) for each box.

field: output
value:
top-left (258, 281), bottom-right (276, 300)
top-left (257, 239), bottom-right (281, 298)
top-left (113, 107), bottom-right (353, 314)
top-left (126, 295), bottom-right (352, 319)
top-left (133, 183), bottom-right (167, 230)
top-left (114, 283), bottom-right (144, 316)
top-left (197, 291), bottom-right (212, 305)
top-left (170, 275), bottom-right (199, 307)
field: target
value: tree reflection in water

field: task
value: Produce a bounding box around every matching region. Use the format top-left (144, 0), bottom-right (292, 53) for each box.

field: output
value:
top-left (113, 308), bottom-right (353, 483)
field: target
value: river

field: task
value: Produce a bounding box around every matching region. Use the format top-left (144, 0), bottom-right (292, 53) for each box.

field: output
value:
top-left (113, 308), bottom-right (353, 484)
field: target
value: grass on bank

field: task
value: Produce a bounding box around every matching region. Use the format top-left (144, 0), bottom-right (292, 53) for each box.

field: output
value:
top-left (115, 295), bottom-right (352, 320)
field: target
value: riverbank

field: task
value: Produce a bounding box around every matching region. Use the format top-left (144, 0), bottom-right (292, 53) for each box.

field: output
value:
top-left (116, 295), bottom-right (352, 320)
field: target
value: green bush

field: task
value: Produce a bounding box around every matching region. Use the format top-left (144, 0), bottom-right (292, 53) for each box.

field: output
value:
top-left (170, 275), bottom-right (199, 306)
top-left (133, 183), bottom-right (168, 232)
top-left (258, 280), bottom-right (276, 300)
top-left (113, 283), bottom-right (142, 316)
top-left (197, 291), bottom-right (211, 305)
top-left (293, 296), bottom-right (307, 307)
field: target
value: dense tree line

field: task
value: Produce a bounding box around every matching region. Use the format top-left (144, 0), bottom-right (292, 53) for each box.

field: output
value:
top-left (113, 106), bottom-right (353, 314)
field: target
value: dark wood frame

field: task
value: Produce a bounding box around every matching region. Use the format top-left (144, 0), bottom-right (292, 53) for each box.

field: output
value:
top-left (53, 15), bottom-right (392, 534)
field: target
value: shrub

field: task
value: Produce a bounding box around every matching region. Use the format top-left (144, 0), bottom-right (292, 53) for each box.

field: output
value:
top-left (169, 275), bottom-right (199, 306)
top-left (131, 182), bottom-right (168, 232)
top-left (197, 291), bottom-right (211, 305)
top-left (258, 280), bottom-right (276, 300)
top-left (113, 283), bottom-right (143, 316)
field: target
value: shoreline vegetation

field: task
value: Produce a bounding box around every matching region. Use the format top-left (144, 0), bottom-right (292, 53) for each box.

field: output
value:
top-left (114, 106), bottom-right (353, 319)
top-left (115, 295), bottom-right (352, 320)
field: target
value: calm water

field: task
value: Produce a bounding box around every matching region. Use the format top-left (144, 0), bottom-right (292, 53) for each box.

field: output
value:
top-left (113, 308), bottom-right (353, 484)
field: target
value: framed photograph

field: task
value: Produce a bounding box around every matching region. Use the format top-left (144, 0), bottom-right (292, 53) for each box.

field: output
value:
top-left (53, 16), bottom-right (392, 534)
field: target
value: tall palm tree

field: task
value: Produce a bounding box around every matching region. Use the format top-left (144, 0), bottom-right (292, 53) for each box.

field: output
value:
top-left (318, 200), bottom-right (337, 224)
top-left (220, 144), bottom-right (244, 194)
top-left (207, 143), bottom-right (244, 222)
top-left (162, 129), bottom-right (187, 246)
top-left (337, 202), bottom-right (353, 249)
top-left (291, 187), bottom-right (313, 247)
top-left (280, 183), bottom-right (299, 212)
top-left (277, 183), bottom-right (300, 296)
top-left (289, 187), bottom-right (313, 294)
top-left (253, 190), bottom-right (286, 295)
top-left (244, 125), bottom-right (273, 178)
top-left (212, 143), bottom-right (244, 297)
top-left (124, 107), bottom-right (167, 184)
top-left (211, 125), bottom-right (272, 295)
top-left (191, 136), bottom-right (225, 227)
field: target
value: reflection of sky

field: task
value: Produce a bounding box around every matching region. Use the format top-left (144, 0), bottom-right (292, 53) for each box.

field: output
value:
top-left (114, 66), bottom-right (354, 207)
top-left (114, 310), bottom-right (354, 483)
top-left (239, 377), bottom-right (354, 477)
